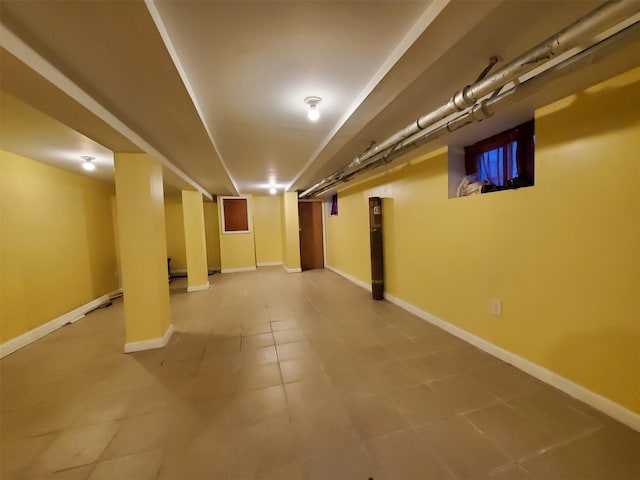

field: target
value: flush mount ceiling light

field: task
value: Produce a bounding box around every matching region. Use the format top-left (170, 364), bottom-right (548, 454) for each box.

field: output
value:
top-left (81, 155), bottom-right (96, 171)
top-left (304, 96), bottom-right (322, 122)
top-left (269, 187), bottom-right (277, 195)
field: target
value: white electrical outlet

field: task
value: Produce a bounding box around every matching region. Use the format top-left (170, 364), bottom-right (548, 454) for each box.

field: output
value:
top-left (491, 299), bottom-right (502, 316)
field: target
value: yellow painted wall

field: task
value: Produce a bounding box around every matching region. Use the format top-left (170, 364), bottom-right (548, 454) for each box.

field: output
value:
top-left (218, 195), bottom-right (256, 272)
top-left (204, 200), bottom-right (221, 271)
top-left (281, 191), bottom-right (301, 271)
top-left (253, 195), bottom-right (283, 265)
top-left (164, 196), bottom-right (187, 271)
top-left (0, 150), bottom-right (119, 343)
top-left (325, 67), bottom-right (640, 413)
top-left (165, 196), bottom-right (221, 272)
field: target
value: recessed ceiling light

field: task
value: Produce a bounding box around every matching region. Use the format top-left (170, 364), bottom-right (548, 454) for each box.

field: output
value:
top-left (304, 96), bottom-right (321, 122)
top-left (81, 155), bottom-right (96, 171)
top-left (269, 187), bottom-right (277, 195)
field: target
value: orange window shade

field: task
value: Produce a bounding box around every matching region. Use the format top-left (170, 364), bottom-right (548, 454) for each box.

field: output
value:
top-left (223, 198), bottom-right (249, 232)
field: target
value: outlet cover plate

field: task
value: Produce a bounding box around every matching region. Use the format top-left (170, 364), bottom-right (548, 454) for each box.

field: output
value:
top-left (491, 299), bottom-right (502, 316)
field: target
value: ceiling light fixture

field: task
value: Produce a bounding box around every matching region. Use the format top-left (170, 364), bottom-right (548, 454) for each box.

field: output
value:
top-left (304, 96), bottom-right (322, 122)
top-left (269, 187), bottom-right (277, 195)
top-left (81, 155), bottom-right (96, 171)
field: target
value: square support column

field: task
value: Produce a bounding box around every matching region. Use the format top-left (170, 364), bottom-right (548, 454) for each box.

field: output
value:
top-left (114, 153), bottom-right (172, 352)
top-left (181, 190), bottom-right (210, 292)
top-left (282, 191), bottom-right (301, 273)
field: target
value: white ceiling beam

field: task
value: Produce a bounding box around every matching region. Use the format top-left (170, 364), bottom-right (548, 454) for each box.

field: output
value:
top-left (0, 21), bottom-right (213, 201)
top-left (144, 0), bottom-right (240, 197)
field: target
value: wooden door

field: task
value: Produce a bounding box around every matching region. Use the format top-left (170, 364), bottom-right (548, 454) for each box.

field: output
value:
top-left (298, 201), bottom-right (324, 270)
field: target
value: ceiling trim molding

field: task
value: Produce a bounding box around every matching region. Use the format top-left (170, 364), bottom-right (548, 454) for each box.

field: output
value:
top-left (285, 0), bottom-right (452, 192)
top-left (144, 0), bottom-right (240, 196)
top-left (0, 21), bottom-right (213, 200)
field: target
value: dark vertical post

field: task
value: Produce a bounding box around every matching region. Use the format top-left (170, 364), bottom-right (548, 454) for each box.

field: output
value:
top-left (369, 197), bottom-right (384, 300)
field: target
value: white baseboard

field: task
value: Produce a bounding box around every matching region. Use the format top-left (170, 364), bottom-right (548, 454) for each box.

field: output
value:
top-left (109, 287), bottom-right (123, 299)
top-left (171, 269), bottom-right (219, 278)
top-left (124, 324), bottom-right (174, 353)
top-left (221, 266), bottom-right (257, 274)
top-left (326, 265), bottom-right (640, 432)
top-left (257, 262), bottom-right (283, 267)
top-left (187, 281), bottom-right (210, 293)
top-left (284, 266), bottom-right (302, 273)
top-left (325, 265), bottom-right (371, 291)
top-left (1, 292), bottom-right (113, 358)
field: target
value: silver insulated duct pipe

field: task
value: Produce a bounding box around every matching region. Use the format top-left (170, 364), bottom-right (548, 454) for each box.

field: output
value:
top-left (299, 0), bottom-right (640, 198)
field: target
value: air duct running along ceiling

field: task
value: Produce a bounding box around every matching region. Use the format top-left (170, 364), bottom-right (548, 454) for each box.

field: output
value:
top-left (299, 0), bottom-right (640, 199)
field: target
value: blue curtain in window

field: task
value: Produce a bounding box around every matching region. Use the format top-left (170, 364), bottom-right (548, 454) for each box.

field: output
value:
top-left (477, 141), bottom-right (518, 186)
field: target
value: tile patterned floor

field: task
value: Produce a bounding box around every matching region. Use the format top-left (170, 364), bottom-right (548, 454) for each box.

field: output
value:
top-left (1, 267), bottom-right (638, 479)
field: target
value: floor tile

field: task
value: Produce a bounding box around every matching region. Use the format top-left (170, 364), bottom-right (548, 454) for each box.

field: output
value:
top-left (275, 341), bottom-right (315, 361)
top-left (465, 403), bottom-right (555, 460)
top-left (383, 383), bottom-right (456, 426)
top-left (32, 465), bottom-right (94, 480)
top-left (271, 320), bottom-right (299, 332)
top-left (128, 385), bottom-right (181, 415)
top-left (508, 389), bottom-right (602, 443)
top-left (242, 322), bottom-right (272, 336)
top-left (369, 361), bottom-right (420, 390)
top-left (314, 347), bottom-right (362, 371)
top-left (365, 429), bottom-right (456, 479)
top-left (100, 411), bottom-right (180, 460)
top-left (284, 377), bottom-right (342, 414)
top-left (429, 370), bottom-right (500, 413)
top-left (520, 444), bottom-right (610, 479)
top-left (352, 344), bottom-right (394, 365)
top-left (241, 333), bottom-right (275, 350)
top-left (72, 390), bottom-right (137, 427)
top-left (473, 363), bottom-right (544, 400)
top-left (205, 336), bottom-right (242, 356)
top-left (273, 329), bottom-right (306, 345)
top-left (0, 432), bottom-right (58, 478)
top-left (381, 337), bottom-right (426, 360)
top-left (233, 385), bottom-right (289, 427)
top-left (87, 448), bottom-right (163, 480)
top-left (291, 400), bottom-right (359, 458)
top-left (300, 441), bottom-right (381, 480)
top-left (435, 345), bottom-right (496, 372)
top-left (419, 416), bottom-right (511, 479)
top-left (1, 268), bottom-right (635, 480)
top-left (343, 394), bottom-right (411, 439)
top-left (325, 366), bottom-right (383, 398)
top-left (1, 400), bottom-right (82, 440)
top-left (402, 353), bottom-right (462, 382)
top-left (568, 423), bottom-right (640, 480)
top-left (279, 357), bottom-right (326, 383)
top-left (241, 345), bottom-right (278, 366)
top-left (237, 362), bottom-right (283, 392)
top-left (229, 461), bottom-right (303, 480)
top-left (482, 465), bottom-right (535, 479)
top-left (157, 436), bottom-right (233, 480)
top-left (28, 421), bottom-right (120, 476)
top-left (231, 417), bottom-right (296, 478)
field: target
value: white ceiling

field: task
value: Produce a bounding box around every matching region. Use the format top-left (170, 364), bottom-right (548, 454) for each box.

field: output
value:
top-left (0, 0), bottom-right (638, 198)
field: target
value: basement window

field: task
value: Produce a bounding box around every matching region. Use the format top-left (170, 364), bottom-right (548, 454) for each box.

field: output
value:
top-left (459, 120), bottom-right (535, 196)
top-left (220, 196), bottom-right (251, 233)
